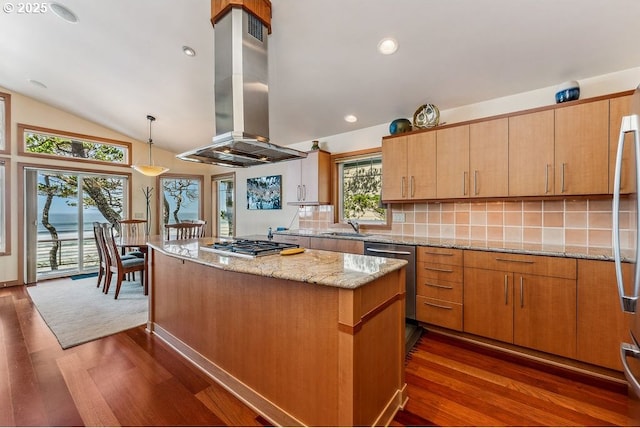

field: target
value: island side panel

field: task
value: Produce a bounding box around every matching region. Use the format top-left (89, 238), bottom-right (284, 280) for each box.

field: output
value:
top-left (151, 251), bottom-right (340, 426)
top-left (338, 267), bottom-right (407, 426)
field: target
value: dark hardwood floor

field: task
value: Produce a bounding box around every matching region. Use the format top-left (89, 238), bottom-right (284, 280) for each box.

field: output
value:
top-left (2, 283), bottom-right (640, 426)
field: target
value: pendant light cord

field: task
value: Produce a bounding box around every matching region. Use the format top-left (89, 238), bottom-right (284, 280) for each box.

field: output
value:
top-left (147, 115), bottom-right (156, 165)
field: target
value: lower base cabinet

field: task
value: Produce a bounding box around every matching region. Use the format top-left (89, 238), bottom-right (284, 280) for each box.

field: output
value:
top-left (463, 250), bottom-right (577, 359)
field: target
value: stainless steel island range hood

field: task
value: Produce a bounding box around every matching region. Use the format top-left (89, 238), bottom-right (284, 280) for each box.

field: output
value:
top-left (178, 4), bottom-right (307, 168)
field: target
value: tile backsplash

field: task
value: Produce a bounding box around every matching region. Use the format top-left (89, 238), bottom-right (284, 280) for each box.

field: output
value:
top-left (298, 198), bottom-right (635, 253)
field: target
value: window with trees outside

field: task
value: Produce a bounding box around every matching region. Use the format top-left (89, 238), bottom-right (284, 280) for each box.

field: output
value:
top-left (160, 175), bottom-right (203, 227)
top-left (19, 124), bottom-right (130, 165)
top-left (337, 153), bottom-right (387, 224)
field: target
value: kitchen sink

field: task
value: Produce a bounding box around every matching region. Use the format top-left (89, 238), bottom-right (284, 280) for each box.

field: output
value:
top-left (321, 232), bottom-right (370, 237)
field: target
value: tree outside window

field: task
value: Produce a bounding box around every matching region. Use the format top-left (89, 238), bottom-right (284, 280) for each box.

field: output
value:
top-left (160, 177), bottom-right (202, 225)
top-left (339, 155), bottom-right (386, 223)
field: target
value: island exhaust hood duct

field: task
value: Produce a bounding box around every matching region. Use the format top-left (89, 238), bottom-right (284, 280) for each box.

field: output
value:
top-left (177, 6), bottom-right (307, 168)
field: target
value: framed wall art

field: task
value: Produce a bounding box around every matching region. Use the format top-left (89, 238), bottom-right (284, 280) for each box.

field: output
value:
top-left (247, 175), bottom-right (282, 210)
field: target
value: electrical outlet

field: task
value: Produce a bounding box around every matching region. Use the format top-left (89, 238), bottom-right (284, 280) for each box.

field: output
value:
top-left (392, 212), bottom-right (405, 223)
top-left (134, 212), bottom-right (145, 219)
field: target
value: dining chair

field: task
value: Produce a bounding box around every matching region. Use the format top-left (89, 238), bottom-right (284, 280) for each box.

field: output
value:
top-left (101, 223), bottom-right (145, 299)
top-left (164, 220), bottom-right (206, 240)
top-left (117, 219), bottom-right (147, 258)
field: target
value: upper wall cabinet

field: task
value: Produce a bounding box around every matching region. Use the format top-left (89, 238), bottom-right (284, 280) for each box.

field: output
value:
top-left (609, 94), bottom-right (635, 194)
top-left (436, 125), bottom-right (470, 199)
top-left (469, 118), bottom-right (509, 197)
top-left (380, 91), bottom-right (632, 202)
top-left (508, 110), bottom-right (555, 197)
top-left (554, 99), bottom-right (609, 195)
top-left (286, 150), bottom-right (331, 205)
top-left (382, 132), bottom-right (436, 201)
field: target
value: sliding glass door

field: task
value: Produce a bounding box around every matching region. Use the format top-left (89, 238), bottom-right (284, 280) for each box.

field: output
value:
top-left (25, 168), bottom-right (127, 281)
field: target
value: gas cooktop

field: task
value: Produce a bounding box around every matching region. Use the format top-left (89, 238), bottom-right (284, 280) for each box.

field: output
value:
top-left (200, 239), bottom-right (299, 258)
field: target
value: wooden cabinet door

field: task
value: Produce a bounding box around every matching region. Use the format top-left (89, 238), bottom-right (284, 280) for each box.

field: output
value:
top-left (407, 132), bottom-right (437, 199)
top-left (513, 274), bottom-right (577, 359)
top-left (437, 125), bottom-right (470, 199)
top-left (285, 159), bottom-right (303, 204)
top-left (577, 259), bottom-right (633, 370)
top-left (555, 100), bottom-right (609, 195)
top-left (609, 95), bottom-right (636, 194)
top-left (463, 267), bottom-right (513, 343)
top-left (300, 150), bottom-right (331, 204)
top-left (469, 118), bottom-right (508, 197)
top-left (381, 136), bottom-right (407, 200)
top-left (509, 110), bottom-right (555, 196)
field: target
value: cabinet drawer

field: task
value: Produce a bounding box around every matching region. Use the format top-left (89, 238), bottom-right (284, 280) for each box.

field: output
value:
top-left (417, 262), bottom-right (463, 283)
top-left (417, 247), bottom-right (463, 265)
top-left (272, 235), bottom-right (311, 248)
top-left (416, 296), bottom-right (462, 331)
top-left (417, 278), bottom-right (462, 303)
top-left (464, 250), bottom-right (576, 279)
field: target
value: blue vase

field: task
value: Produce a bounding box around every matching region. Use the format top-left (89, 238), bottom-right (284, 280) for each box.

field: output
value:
top-left (389, 118), bottom-right (412, 135)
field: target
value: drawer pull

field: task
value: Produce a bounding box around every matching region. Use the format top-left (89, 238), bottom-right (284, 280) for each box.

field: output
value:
top-left (424, 266), bottom-right (454, 273)
top-left (504, 274), bottom-right (508, 305)
top-left (495, 257), bottom-right (534, 264)
top-left (426, 281), bottom-right (453, 290)
top-left (424, 301), bottom-right (453, 310)
top-left (422, 251), bottom-right (454, 256)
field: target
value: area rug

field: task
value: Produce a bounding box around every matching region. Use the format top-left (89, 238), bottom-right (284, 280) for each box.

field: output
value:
top-left (27, 277), bottom-right (148, 349)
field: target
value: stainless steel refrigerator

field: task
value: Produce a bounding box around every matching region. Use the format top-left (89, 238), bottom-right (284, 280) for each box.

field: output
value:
top-left (613, 84), bottom-right (640, 397)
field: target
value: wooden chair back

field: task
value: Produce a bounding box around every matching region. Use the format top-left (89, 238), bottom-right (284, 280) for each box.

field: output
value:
top-left (117, 219), bottom-right (147, 239)
top-left (164, 220), bottom-right (206, 240)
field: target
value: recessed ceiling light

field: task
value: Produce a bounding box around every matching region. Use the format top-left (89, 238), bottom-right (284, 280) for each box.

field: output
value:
top-left (344, 114), bottom-right (358, 123)
top-left (377, 37), bottom-right (398, 55)
top-left (28, 79), bottom-right (47, 89)
top-left (50, 2), bottom-right (78, 23)
top-left (182, 46), bottom-right (196, 57)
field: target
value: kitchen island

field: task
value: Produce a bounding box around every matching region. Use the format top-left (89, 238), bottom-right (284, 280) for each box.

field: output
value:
top-left (146, 237), bottom-right (408, 427)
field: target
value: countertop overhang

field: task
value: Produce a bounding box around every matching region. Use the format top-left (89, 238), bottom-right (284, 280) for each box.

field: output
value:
top-left (146, 236), bottom-right (407, 289)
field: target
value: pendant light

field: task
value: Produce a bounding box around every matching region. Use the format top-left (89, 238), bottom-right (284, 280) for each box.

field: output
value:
top-left (132, 115), bottom-right (169, 176)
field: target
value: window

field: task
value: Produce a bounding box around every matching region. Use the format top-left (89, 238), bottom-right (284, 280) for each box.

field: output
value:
top-left (159, 175), bottom-right (203, 226)
top-left (335, 152), bottom-right (387, 225)
top-left (0, 92), bottom-right (9, 154)
top-left (19, 124), bottom-right (131, 165)
top-left (213, 173), bottom-right (235, 237)
top-left (0, 159), bottom-right (7, 254)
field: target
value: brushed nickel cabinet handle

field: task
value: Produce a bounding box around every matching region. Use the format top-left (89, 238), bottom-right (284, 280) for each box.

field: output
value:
top-left (302, 184), bottom-right (307, 201)
top-left (463, 171), bottom-right (468, 195)
top-left (520, 276), bottom-right (524, 308)
top-left (504, 274), bottom-right (508, 305)
top-left (495, 257), bottom-right (535, 264)
top-left (411, 176), bottom-right (415, 197)
top-left (425, 301), bottom-right (453, 310)
top-left (297, 185), bottom-right (301, 201)
top-left (561, 163), bottom-right (566, 193)
top-left (424, 266), bottom-right (454, 273)
top-left (422, 251), bottom-right (454, 256)
top-left (426, 281), bottom-right (454, 290)
top-left (545, 164), bottom-right (550, 194)
top-left (401, 176), bottom-right (406, 198)
top-left (474, 170), bottom-right (479, 195)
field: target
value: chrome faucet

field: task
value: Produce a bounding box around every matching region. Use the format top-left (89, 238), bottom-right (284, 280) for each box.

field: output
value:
top-left (347, 219), bottom-right (360, 233)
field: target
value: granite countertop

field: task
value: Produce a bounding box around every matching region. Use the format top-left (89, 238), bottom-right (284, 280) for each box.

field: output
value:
top-left (146, 236), bottom-right (407, 290)
top-left (274, 229), bottom-right (630, 262)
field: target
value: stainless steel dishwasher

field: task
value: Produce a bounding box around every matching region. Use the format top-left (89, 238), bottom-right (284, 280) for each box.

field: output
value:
top-left (363, 242), bottom-right (416, 320)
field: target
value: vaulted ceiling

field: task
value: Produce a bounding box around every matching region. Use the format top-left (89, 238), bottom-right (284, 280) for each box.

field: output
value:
top-left (1, 0), bottom-right (639, 155)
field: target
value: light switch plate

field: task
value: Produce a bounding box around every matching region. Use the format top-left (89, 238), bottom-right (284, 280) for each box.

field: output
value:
top-left (392, 212), bottom-right (405, 223)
